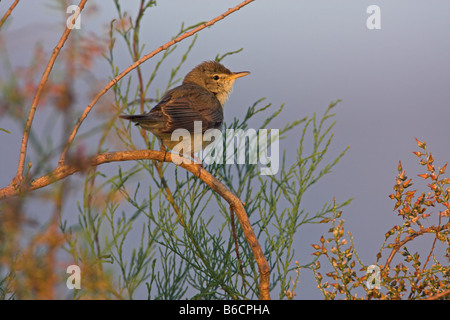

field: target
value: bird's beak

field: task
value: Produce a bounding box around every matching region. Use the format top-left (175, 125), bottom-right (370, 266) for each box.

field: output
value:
top-left (229, 71), bottom-right (250, 80)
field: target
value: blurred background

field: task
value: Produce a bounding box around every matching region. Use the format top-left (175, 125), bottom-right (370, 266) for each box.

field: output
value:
top-left (0, 0), bottom-right (449, 299)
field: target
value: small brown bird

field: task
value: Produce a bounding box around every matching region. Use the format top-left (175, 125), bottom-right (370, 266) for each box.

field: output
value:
top-left (120, 61), bottom-right (250, 156)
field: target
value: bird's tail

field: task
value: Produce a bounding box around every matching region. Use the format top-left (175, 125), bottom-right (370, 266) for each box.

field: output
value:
top-left (119, 114), bottom-right (145, 122)
top-left (120, 114), bottom-right (161, 130)
top-left (120, 114), bottom-right (155, 126)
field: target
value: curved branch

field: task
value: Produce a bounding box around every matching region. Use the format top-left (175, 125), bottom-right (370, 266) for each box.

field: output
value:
top-left (0, 149), bottom-right (271, 299)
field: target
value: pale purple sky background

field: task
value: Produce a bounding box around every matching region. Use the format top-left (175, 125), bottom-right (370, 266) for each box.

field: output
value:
top-left (1, 1), bottom-right (449, 299)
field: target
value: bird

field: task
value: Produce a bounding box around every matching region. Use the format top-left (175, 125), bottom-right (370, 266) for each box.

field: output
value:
top-left (120, 61), bottom-right (250, 161)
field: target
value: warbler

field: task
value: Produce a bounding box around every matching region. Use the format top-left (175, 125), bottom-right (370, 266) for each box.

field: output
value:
top-left (120, 61), bottom-right (250, 155)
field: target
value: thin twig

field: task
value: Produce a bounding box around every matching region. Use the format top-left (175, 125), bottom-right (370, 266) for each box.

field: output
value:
top-left (384, 222), bottom-right (450, 270)
top-left (0, 0), bottom-right (20, 30)
top-left (58, 0), bottom-right (255, 165)
top-left (132, 0), bottom-right (147, 114)
top-left (422, 214), bottom-right (441, 273)
top-left (14, 0), bottom-right (87, 183)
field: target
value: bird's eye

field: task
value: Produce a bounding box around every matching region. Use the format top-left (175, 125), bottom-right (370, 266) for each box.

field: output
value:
top-left (213, 75), bottom-right (219, 80)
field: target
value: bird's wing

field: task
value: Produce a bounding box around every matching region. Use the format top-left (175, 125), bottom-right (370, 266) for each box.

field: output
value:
top-left (147, 85), bottom-right (223, 134)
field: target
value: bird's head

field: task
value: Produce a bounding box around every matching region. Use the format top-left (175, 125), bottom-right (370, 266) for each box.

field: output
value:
top-left (183, 61), bottom-right (250, 106)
